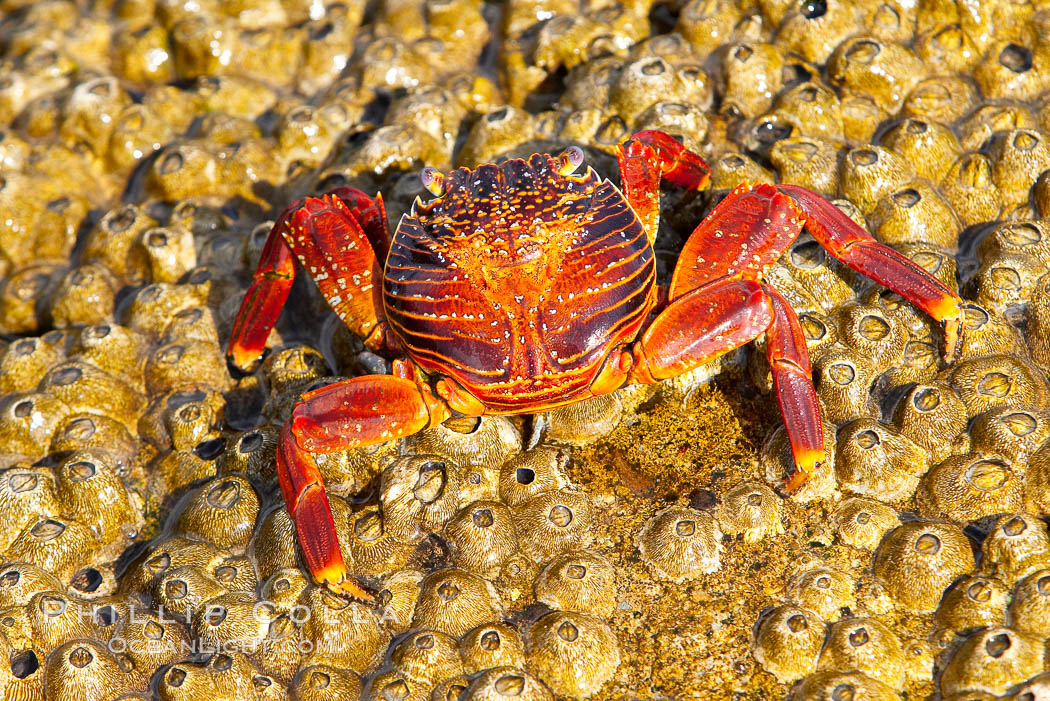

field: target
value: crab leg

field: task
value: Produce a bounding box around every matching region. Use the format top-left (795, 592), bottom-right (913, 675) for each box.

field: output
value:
top-left (631, 277), bottom-right (824, 488)
top-left (617, 130), bottom-right (710, 243)
top-left (226, 187), bottom-right (390, 374)
top-left (778, 183), bottom-right (964, 361)
top-left (277, 373), bottom-right (451, 599)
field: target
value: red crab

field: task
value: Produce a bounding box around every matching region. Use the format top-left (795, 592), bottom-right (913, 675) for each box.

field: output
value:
top-left (227, 130), bottom-right (963, 600)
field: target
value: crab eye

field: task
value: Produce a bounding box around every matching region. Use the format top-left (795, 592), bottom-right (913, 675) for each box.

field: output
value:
top-left (557, 146), bottom-right (585, 175)
top-left (420, 166), bottom-right (445, 196)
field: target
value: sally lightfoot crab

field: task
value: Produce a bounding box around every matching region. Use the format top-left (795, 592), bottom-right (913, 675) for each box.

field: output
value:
top-left (226, 130), bottom-right (963, 600)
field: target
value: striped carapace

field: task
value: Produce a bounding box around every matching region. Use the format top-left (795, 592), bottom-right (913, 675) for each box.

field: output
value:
top-left (227, 130), bottom-right (964, 601)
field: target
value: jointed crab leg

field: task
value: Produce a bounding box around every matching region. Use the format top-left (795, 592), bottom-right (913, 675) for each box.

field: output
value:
top-left (778, 184), bottom-right (964, 360)
top-left (276, 373), bottom-right (451, 597)
top-left (276, 421), bottom-right (374, 601)
top-left (630, 277), bottom-right (824, 483)
top-left (226, 187), bottom-right (390, 374)
top-left (617, 130), bottom-right (710, 243)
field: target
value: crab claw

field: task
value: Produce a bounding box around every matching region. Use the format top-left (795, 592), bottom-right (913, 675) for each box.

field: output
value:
top-left (421, 166), bottom-right (445, 196)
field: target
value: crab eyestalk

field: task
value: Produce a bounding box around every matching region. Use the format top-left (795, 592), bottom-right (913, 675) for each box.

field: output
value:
top-left (557, 145), bottom-right (585, 175)
top-left (421, 166), bottom-right (445, 196)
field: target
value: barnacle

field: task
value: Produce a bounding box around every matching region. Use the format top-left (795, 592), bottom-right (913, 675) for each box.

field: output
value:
top-left (872, 521), bottom-right (976, 612)
top-left (637, 506), bottom-right (722, 581)
top-left (752, 605), bottom-right (826, 683)
top-left (526, 610), bottom-right (621, 698)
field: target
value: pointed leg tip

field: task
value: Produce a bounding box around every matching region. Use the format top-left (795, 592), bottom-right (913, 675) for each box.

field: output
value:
top-left (782, 453), bottom-right (824, 495)
top-left (225, 351), bottom-right (259, 379)
top-left (326, 578), bottom-right (377, 605)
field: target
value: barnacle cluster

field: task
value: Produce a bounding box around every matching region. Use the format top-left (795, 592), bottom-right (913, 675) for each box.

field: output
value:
top-left (1, 0), bottom-right (1050, 698)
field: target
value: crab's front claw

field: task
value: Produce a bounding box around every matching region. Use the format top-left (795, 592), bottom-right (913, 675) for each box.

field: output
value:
top-left (278, 374), bottom-right (452, 599)
top-left (777, 184), bottom-right (965, 362)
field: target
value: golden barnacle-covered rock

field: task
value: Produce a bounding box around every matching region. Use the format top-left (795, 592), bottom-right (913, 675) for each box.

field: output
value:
top-left (534, 549), bottom-right (616, 617)
top-left (0, 336), bottom-right (62, 394)
top-left (868, 182), bottom-right (962, 249)
top-left (175, 476), bottom-right (259, 550)
top-left (840, 146), bottom-right (916, 214)
top-left (768, 137), bottom-right (839, 196)
top-left (760, 420), bottom-right (838, 502)
top-left (45, 639), bottom-right (136, 701)
top-left (192, 593), bottom-right (273, 656)
top-left (300, 586), bottom-right (389, 672)
top-left (49, 263), bottom-right (119, 328)
top-left (217, 426), bottom-right (278, 480)
top-left (389, 629), bottom-right (463, 686)
top-left (714, 481), bottom-right (784, 543)
top-left (544, 393), bottom-right (623, 447)
top-left (39, 360), bottom-right (145, 433)
top-left (0, 562), bottom-right (64, 609)
top-left (786, 567), bottom-right (856, 621)
top-left (947, 354), bottom-right (1050, 418)
top-left (251, 507), bottom-right (298, 583)
top-left (72, 323), bottom-right (149, 389)
top-left (445, 500), bottom-right (518, 577)
top-left (939, 627), bottom-right (1043, 697)
top-left (407, 415), bottom-right (521, 474)
top-left (816, 617), bottom-right (905, 689)
top-left (461, 666), bottom-right (554, 701)
top-left (752, 604), bottom-right (826, 684)
top-left (707, 152), bottom-right (775, 192)
top-left (755, 82), bottom-right (845, 147)
top-left (260, 568), bottom-right (309, 618)
top-left (955, 303), bottom-right (1026, 363)
top-left (526, 610), bottom-right (620, 699)
top-left (0, 465), bottom-right (59, 552)
top-left (459, 622), bottom-right (526, 676)
top-left (146, 339), bottom-right (231, 395)
top-left (934, 575), bottom-right (1010, 636)
top-left (6, 517), bottom-right (101, 583)
top-left (1006, 569), bottom-right (1050, 638)
top-left (814, 348), bottom-right (880, 425)
top-left (363, 670), bottom-right (431, 701)
top-left (637, 505), bottom-right (722, 581)
top-left (163, 397), bottom-right (220, 454)
top-left (833, 303), bottom-right (908, 368)
top-left (608, 57), bottom-right (710, 127)
top-left (917, 454), bottom-right (1024, 522)
top-left (872, 521), bottom-right (975, 612)
top-left (411, 568), bottom-right (503, 638)
top-left (889, 384), bottom-right (965, 464)
top-left (156, 651), bottom-right (261, 701)
top-left (55, 451), bottom-right (138, 543)
top-left (376, 568), bottom-right (424, 636)
top-left (981, 513), bottom-right (1050, 585)
top-left (770, 236), bottom-right (857, 317)
top-left (0, 391), bottom-right (73, 459)
top-left (881, 118), bottom-right (962, 183)
top-left (290, 664), bottom-right (363, 701)
top-left (720, 42), bottom-right (784, 119)
top-left (836, 418), bottom-right (928, 501)
top-left (104, 606), bottom-right (192, 676)
top-left (51, 414), bottom-right (139, 479)
top-left (970, 251), bottom-right (1047, 317)
top-left (381, 454), bottom-right (461, 543)
top-left (121, 535), bottom-right (226, 598)
top-left (831, 497), bottom-right (901, 551)
top-left (828, 36), bottom-right (924, 114)
top-left (339, 504), bottom-right (414, 578)
top-left (155, 564), bottom-right (226, 615)
top-left (790, 670), bottom-right (899, 700)
top-left (512, 489), bottom-right (593, 562)
top-left (498, 447), bottom-right (569, 507)
top-left (970, 407), bottom-right (1050, 464)
top-left (26, 590), bottom-right (95, 653)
